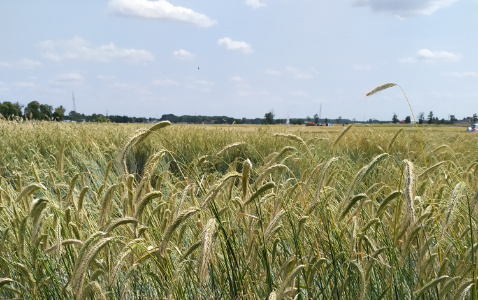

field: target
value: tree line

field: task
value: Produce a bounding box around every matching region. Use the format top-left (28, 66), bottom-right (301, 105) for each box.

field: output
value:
top-left (0, 101), bottom-right (66, 121)
top-left (392, 111), bottom-right (477, 125)
top-left (0, 100), bottom-right (152, 123)
top-left (159, 114), bottom-right (264, 124)
top-left (3, 100), bottom-right (477, 125)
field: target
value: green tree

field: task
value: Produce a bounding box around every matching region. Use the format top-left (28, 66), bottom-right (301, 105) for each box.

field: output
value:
top-left (39, 104), bottom-right (53, 120)
top-left (472, 113), bottom-right (478, 124)
top-left (418, 112), bottom-right (424, 124)
top-left (68, 110), bottom-right (83, 121)
top-left (0, 101), bottom-right (23, 119)
top-left (427, 111), bottom-right (434, 124)
top-left (392, 113), bottom-right (399, 124)
top-left (314, 113), bottom-right (319, 124)
top-left (405, 116), bottom-right (411, 124)
top-left (336, 116), bottom-right (342, 124)
top-left (449, 115), bottom-right (457, 124)
top-left (24, 101), bottom-right (42, 119)
top-left (264, 111), bottom-right (275, 125)
top-left (53, 106), bottom-right (66, 121)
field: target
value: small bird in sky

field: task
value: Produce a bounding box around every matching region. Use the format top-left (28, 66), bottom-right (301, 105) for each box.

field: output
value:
top-left (198, 65), bottom-right (200, 71)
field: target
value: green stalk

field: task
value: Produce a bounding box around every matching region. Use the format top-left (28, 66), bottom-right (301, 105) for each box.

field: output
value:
top-left (468, 194), bottom-right (477, 300)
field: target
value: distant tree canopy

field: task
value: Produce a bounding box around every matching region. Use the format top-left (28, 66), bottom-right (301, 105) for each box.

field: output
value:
top-left (418, 112), bottom-right (425, 124)
top-left (23, 101), bottom-right (55, 120)
top-left (24, 101), bottom-right (42, 119)
top-left (392, 113), bottom-right (399, 124)
top-left (1, 100), bottom-right (472, 125)
top-left (0, 100), bottom-right (63, 121)
top-left (314, 113), bottom-right (319, 124)
top-left (428, 111), bottom-right (434, 124)
top-left (264, 111), bottom-right (275, 125)
top-left (53, 106), bottom-right (66, 121)
top-left (0, 101), bottom-right (23, 119)
top-left (449, 115), bottom-right (457, 124)
top-left (159, 114), bottom-right (260, 124)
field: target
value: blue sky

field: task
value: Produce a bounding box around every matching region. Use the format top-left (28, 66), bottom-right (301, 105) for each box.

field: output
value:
top-left (0, 0), bottom-right (476, 120)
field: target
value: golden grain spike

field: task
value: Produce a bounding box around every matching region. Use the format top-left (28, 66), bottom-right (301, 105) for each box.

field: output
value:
top-left (199, 218), bottom-right (218, 282)
top-left (366, 83), bottom-right (397, 96)
top-left (403, 159), bottom-right (416, 226)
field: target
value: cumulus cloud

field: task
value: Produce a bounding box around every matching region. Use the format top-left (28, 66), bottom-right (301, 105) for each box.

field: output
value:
top-left (173, 49), bottom-right (195, 60)
top-left (400, 49), bottom-right (460, 63)
top-left (245, 0), bottom-right (267, 9)
top-left (108, 0), bottom-right (217, 27)
top-left (442, 71), bottom-right (478, 78)
top-left (39, 37), bottom-right (154, 63)
top-left (417, 49), bottom-right (460, 61)
top-left (152, 78), bottom-right (180, 86)
top-left (353, 0), bottom-right (459, 16)
top-left (217, 37), bottom-right (253, 54)
top-left (0, 58), bottom-right (42, 69)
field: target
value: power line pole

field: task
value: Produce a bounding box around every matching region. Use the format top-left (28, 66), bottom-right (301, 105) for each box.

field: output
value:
top-left (319, 104), bottom-right (322, 123)
top-left (72, 92), bottom-right (76, 112)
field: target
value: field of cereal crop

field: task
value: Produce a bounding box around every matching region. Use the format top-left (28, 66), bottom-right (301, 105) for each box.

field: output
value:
top-left (1, 120), bottom-right (478, 299)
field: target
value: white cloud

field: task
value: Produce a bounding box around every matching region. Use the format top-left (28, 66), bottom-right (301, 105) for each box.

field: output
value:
top-left (353, 0), bottom-right (459, 16)
top-left (108, 0), bottom-right (217, 27)
top-left (245, 0), bottom-right (267, 9)
top-left (417, 49), bottom-right (460, 61)
top-left (0, 58), bottom-right (42, 69)
top-left (152, 78), bottom-right (179, 86)
top-left (400, 49), bottom-right (461, 63)
top-left (218, 37), bottom-right (253, 54)
top-left (52, 73), bottom-right (84, 85)
top-left (173, 49), bottom-right (195, 60)
top-left (442, 71), bottom-right (478, 78)
top-left (39, 37), bottom-right (154, 63)
top-left (285, 67), bottom-right (314, 79)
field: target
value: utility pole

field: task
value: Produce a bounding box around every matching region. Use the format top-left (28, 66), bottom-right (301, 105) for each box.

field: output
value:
top-left (72, 92), bottom-right (76, 112)
top-left (319, 104), bottom-right (322, 123)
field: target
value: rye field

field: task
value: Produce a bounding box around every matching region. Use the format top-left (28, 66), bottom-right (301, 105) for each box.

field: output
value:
top-left (1, 121), bottom-right (478, 299)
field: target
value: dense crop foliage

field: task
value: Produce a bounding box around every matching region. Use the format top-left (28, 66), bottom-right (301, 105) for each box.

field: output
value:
top-left (0, 121), bottom-right (477, 299)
